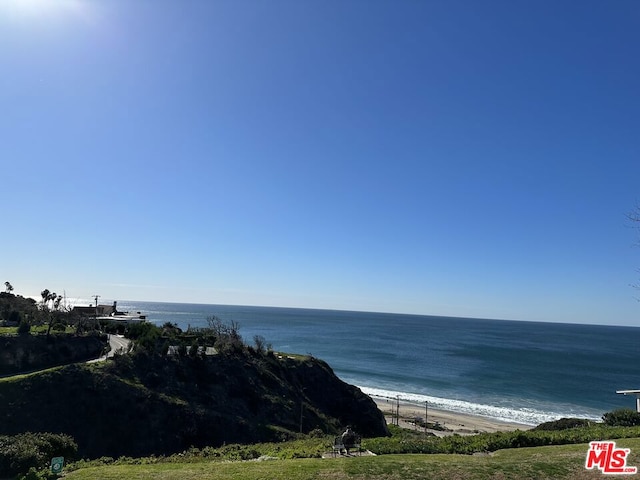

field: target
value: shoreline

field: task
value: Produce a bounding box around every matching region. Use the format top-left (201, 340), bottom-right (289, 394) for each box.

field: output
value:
top-left (371, 395), bottom-right (531, 436)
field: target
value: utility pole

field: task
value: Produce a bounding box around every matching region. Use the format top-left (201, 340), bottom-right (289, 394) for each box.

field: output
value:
top-left (425, 401), bottom-right (428, 435)
top-left (396, 396), bottom-right (400, 426)
top-left (391, 398), bottom-right (396, 426)
top-left (300, 400), bottom-right (304, 433)
top-left (299, 387), bottom-right (306, 433)
top-left (93, 295), bottom-right (100, 327)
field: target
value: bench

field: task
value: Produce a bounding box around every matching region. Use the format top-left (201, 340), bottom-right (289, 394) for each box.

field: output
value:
top-left (332, 434), bottom-right (362, 456)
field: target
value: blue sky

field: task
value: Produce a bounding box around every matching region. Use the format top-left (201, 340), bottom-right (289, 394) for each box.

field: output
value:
top-left (1, 0), bottom-right (639, 325)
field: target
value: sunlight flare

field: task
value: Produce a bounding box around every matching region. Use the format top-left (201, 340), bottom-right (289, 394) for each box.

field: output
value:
top-left (1, 0), bottom-right (91, 19)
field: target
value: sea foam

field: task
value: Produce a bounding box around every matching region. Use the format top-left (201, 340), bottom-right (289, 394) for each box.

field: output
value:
top-left (358, 386), bottom-right (601, 426)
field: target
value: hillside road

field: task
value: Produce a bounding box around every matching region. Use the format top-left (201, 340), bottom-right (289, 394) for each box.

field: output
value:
top-left (87, 334), bottom-right (131, 363)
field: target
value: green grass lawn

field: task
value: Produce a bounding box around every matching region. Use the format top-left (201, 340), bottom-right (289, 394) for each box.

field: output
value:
top-left (0, 325), bottom-right (75, 335)
top-left (64, 439), bottom-right (640, 480)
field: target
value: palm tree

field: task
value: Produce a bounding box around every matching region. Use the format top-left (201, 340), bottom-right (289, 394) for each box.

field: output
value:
top-left (41, 289), bottom-right (51, 309)
top-left (40, 290), bottom-right (60, 338)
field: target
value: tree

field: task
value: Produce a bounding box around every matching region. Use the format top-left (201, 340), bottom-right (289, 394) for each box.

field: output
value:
top-left (17, 319), bottom-right (30, 335)
top-left (206, 316), bottom-right (243, 352)
top-left (253, 335), bottom-right (266, 353)
top-left (8, 311), bottom-right (21, 324)
top-left (40, 289), bottom-right (51, 310)
top-left (4, 282), bottom-right (13, 294)
top-left (40, 289), bottom-right (59, 338)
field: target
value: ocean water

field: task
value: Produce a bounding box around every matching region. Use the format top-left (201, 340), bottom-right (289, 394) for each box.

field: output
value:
top-left (115, 301), bottom-right (640, 426)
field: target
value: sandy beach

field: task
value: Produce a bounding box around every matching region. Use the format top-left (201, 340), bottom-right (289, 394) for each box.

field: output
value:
top-left (371, 395), bottom-right (531, 436)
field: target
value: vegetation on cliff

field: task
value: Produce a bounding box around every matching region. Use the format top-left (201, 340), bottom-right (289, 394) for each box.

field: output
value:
top-left (0, 433), bottom-right (77, 479)
top-left (0, 288), bottom-right (388, 474)
top-left (0, 352), bottom-right (387, 459)
top-left (0, 328), bottom-right (388, 461)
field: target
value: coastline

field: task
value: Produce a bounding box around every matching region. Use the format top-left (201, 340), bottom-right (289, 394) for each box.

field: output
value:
top-left (371, 395), bottom-right (531, 436)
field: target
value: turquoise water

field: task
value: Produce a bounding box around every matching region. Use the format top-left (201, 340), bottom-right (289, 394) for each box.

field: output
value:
top-left (117, 301), bottom-right (640, 425)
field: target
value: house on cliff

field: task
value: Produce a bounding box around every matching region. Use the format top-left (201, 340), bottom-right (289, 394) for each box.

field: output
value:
top-left (72, 302), bottom-right (117, 317)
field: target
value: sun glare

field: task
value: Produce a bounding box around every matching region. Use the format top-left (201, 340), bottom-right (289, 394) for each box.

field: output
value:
top-left (5, 0), bottom-right (56, 14)
top-left (1, 0), bottom-right (90, 19)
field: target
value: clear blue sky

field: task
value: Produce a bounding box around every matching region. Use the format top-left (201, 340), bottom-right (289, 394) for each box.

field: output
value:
top-left (1, 0), bottom-right (639, 325)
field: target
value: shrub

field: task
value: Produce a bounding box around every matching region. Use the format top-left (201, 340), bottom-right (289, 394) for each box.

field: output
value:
top-left (17, 320), bottom-right (31, 335)
top-left (0, 433), bottom-right (77, 478)
top-left (309, 428), bottom-right (325, 438)
top-left (363, 423), bottom-right (640, 456)
top-left (253, 335), bottom-right (266, 353)
top-left (189, 340), bottom-right (199, 358)
top-left (161, 322), bottom-right (182, 336)
top-left (533, 417), bottom-right (594, 431)
top-left (207, 317), bottom-right (244, 353)
top-left (19, 466), bottom-right (60, 480)
top-left (126, 323), bottom-right (162, 352)
top-left (603, 408), bottom-right (640, 427)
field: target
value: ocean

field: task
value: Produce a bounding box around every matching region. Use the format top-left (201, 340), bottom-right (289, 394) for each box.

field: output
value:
top-left (114, 300), bottom-right (640, 426)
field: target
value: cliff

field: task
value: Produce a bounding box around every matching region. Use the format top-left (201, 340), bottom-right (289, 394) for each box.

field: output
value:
top-left (0, 349), bottom-right (388, 458)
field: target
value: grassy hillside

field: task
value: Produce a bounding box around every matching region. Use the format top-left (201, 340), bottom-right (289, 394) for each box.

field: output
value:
top-left (63, 439), bottom-right (640, 480)
top-left (0, 348), bottom-right (387, 459)
top-left (46, 421), bottom-right (640, 479)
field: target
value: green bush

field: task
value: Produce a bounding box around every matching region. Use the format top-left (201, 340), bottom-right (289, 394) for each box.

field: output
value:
top-left (533, 417), bottom-right (594, 431)
top-left (18, 466), bottom-right (60, 480)
top-left (362, 424), bottom-right (640, 456)
top-left (0, 432), bottom-right (77, 478)
top-left (309, 428), bottom-right (325, 438)
top-left (603, 408), bottom-right (640, 427)
top-left (126, 323), bottom-right (162, 352)
top-left (51, 323), bottom-right (66, 332)
top-left (17, 320), bottom-right (31, 335)
top-left (126, 322), bottom-right (160, 340)
top-left (62, 424), bottom-right (640, 471)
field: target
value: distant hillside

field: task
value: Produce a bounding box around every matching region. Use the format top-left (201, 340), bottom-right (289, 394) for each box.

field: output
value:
top-left (0, 349), bottom-right (388, 458)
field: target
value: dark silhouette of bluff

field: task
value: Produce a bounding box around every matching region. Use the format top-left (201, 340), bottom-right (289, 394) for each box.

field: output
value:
top-left (0, 347), bottom-right (388, 458)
